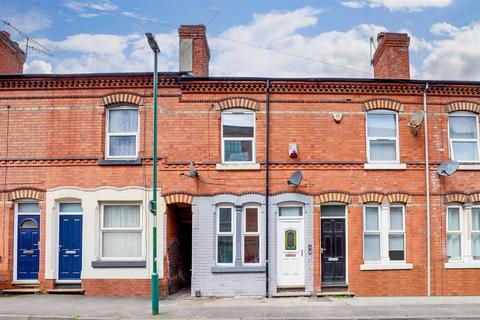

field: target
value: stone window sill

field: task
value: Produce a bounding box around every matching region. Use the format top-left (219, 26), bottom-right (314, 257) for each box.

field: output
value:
top-left (444, 262), bottom-right (480, 269)
top-left (216, 163), bottom-right (261, 171)
top-left (360, 263), bottom-right (413, 271)
top-left (364, 163), bottom-right (407, 170)
top-left (91, 260), bottom-right (146, 268)
top-left (98, 159), bottom-right (142, 166)
top-left (458, 164), bottom-right (480, 171)
top-left (211, 266), bottom-right (266, 273)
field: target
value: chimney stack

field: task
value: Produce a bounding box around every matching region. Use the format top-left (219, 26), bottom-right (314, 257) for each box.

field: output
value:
top-left (0, 31), bottom-right (26, 74)
top-left (371, 32), bottom-right (410, 80)
top-left (178, 25), bottom-right (210, 77)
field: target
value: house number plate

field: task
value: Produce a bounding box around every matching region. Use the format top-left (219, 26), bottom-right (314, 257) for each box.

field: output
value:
top-left (328, 257), bottom-right (339, 262)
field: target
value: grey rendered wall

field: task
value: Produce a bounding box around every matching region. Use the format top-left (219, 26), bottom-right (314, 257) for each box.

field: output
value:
top-left (191, 194), bottom-right (267, 297)
top-left (268, 193), bottom-right (314, 296)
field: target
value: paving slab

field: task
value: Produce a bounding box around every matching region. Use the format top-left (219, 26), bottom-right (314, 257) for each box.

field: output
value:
top-left (1, 294), bottom-right (480, 320)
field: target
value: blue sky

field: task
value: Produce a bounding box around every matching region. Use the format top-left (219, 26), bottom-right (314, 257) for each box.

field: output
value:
top-left (1, 0), bottom-right (479, 80)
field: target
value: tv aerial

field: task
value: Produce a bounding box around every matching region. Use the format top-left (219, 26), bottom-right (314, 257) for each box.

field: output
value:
top-left (2, 19), bottom-right (53, 59)
top-left (408, 110), bottom-right (424, 136)
top-left (437, 160), bottom-right (459, 177)
top-left (180, 161), bottom-right (198, 178)
top-left (287, 170), bottom-right (302, 187)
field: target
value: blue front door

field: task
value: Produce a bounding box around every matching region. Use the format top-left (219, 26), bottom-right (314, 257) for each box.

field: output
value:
top-left (59, 215), bottom-right (82, 280)
top-left (17, 215), bottom-right (40, 280)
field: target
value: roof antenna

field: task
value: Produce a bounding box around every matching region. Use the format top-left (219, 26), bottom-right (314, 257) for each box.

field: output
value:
top-left (2, 19), bottom-right (53, 60)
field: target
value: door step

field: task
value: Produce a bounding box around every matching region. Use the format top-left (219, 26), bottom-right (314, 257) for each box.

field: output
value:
top-left (47, 288), bottom-right (85, 294)
top-left (317, 291), bottom-right (355, 297)
top-left (2, 288), bottom-right (41, 294)
top-left (55, 283), bottom-right (82, 289)
top-left (272, 291), bottom-right (311, 297)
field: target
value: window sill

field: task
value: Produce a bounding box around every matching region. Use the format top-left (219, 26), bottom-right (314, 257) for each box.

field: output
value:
top-left (444, 262), bottom-right (480, 269)
top-left (364, 163), bottom-right (407, 170)
top-left (216, 163), bottom-right (261, 171)
top-left (360, 263), bottom-right (413, 271)
top-left (98, 159), bottom-right (142, 166)
top-left (91, 260), bottom-right (146, 268)
top-left (211, 266), bottom-right (266, 273)
top-left (458, 164), bottom-right (480, 171)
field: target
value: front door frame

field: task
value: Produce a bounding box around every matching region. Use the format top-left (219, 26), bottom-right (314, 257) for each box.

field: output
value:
top-left (56, 201), bottom-right (83, 284)
top-left (13, 201), bottom-right (41, 283)
top-left (320, 203), bottom-right (348, 286)
top-left (277, 204), bottom-right (305, 288)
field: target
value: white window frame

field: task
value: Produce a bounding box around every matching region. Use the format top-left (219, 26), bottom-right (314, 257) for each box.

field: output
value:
top-left (100, 203), bottom-right (144, 261)
top-left (366, 110), bottom-right (400, 163)
top-left (105, 106), bottom-right (140, 160)
top-left (448, 111), bottom-right (480, 163)
top-left (216, 206), bottom-right (235, 266)
top-left (221, 109), bottom-right (256, 164)
top-left (363, 205), bottom-right (381, 262)
top-left (471, 207), bottom-right (480, 260)
top-left (242, 206), bottom-right (261, 266)
top-left (388, 205), bottom-right (406, 262)
top-left (446, 206), bottom-right (463, 262)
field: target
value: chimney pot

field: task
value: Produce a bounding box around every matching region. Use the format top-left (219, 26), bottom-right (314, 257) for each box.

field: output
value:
top-left (371, 32), bottom-right (410, 80)
top-left (178, 24), bottom-right (210, 77)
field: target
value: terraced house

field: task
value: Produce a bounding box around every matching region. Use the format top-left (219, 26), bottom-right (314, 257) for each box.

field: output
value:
top-left (0, 25), bottom-right (479, 297)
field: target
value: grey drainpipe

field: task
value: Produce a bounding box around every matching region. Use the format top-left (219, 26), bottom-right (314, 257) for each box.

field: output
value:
top-left (265, 79), bottom-right (270, 298)
top-left (424, 82), bottom-right (431, 296)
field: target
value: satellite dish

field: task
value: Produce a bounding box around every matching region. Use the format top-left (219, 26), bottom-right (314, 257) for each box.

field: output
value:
top-left (408, 110), bottom-right (424, 136)
top-left (288, 170), bottom-right (302, 187)
top-left (189, 161), bottom-right (198, 177)
top-left (437, 160), bottom-right (459, 177)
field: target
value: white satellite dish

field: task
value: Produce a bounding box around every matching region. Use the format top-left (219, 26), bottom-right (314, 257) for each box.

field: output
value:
top-left (408, 110), bottom-right (424, 136)
top-left (288, 170), bottom-right (302, 187)
top-left (189, 161), bottom-right (198, 177)
top-left (437, 160), bottom-right (459, 177)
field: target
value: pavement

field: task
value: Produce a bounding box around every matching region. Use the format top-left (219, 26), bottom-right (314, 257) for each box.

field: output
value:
top-left (1, 291), bottom-right (480, 320)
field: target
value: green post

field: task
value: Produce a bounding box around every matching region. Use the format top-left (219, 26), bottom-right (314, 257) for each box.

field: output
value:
top-left (151, 49), bottom-right (159, 315)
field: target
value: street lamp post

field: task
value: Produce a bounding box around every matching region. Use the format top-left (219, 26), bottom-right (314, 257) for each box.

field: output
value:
top-left (145, 32), bottom-right (160, 315)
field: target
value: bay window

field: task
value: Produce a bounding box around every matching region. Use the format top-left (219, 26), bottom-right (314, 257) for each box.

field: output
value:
top-left (448, 112), bottom-right (480, 162)
top-left (221, 110), bottom-right (255, 163)
top-left (106, 107), bottom-right (139, 159)
top-left (366, 111), bottom-right (399, 163)
top-left (101, 204), bottom-right (143, 259)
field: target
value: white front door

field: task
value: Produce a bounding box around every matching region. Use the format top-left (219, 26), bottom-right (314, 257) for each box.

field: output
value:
top-left (277, 218), bottom-right (305, 287)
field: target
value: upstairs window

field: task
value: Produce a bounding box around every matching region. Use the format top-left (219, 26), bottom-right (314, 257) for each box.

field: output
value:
top-left (366, 111), bottom-right (399, 163)
top-left (448, 112), bottom-right (479, 162)
top-left (106, 107), bottom-right (139, 159)
top-left (221, 110), bottom-right (255, 163)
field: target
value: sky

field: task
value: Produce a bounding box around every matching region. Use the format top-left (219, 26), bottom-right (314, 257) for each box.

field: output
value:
top-left (0, 0), bottom-right (479, 80)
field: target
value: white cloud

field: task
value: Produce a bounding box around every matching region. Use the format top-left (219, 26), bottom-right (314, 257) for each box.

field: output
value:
top-left (4, 11), bottom-right (51, 34)
top-left (65, 1), bottom-right (118, 12)
top-left (24, 60), bottom-right (53, 74)
top-left (120, 11), bottom-right (158, 23)
top-left (64, 0), bottom-right (156, 23)
top-left (341, 1), bottom-right (366, 9)
top-left (368, 0), bottom-right (453, 11)
top-left (421, 21), bottom-right (480, 80)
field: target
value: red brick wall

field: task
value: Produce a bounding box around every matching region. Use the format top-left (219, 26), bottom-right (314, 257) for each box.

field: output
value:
top-left (83, 279), bottom-right (151, 296)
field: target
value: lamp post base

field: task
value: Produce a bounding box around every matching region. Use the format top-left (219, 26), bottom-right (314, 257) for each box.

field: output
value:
top-left (151, 273), bottom-right (159, 314)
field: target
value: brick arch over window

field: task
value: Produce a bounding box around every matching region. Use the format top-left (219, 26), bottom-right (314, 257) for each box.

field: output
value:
top-left (387, 193), bottom-right (411, 204)
top-left (8, 188), bottom-right (45, 201)
top-left (164, 193), bottom-right (193, 205)
top-left (316, 192), bottom-right (352, 204)
top-left (470, 193), bottom-right (480, 203)
top-left (444, 193), bottom-right (467, 204)
top-left (363, 99), bottom-right (403, 112)
top-left (360, 192), bottom-right (385, 204)
top-left (445, 101), bottom-right (480, 114)
top-left (216, 97), bottom-right (260, 111)
top-left (102, 93), bottom-right (144, 107)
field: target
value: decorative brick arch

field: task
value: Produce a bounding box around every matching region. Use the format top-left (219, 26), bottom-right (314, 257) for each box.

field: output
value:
top-left (8, 188), bottom-right (45, 201)
top-left (360, 192), bottom-right (385, 204)
top-left (102, 93), bottom-right (144, 107)
top-left (445, 101), bottom-right (480, 114)
top-left (444, 193), bottom-right (467, 204)
top-left (470, 193), bottom-right (480, 203)
top-left (216, 97), bottom-right (260, 111)
top-left (316, 192), bottom-right (352, 204)
top-left (363, 99), bottom-right (403, 112)
top-left (387, 193), bottom-right (411, 204)
top-left (164, 193), bottom-right (193, 205)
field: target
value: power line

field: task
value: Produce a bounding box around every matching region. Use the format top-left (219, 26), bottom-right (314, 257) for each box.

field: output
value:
top-left (2, 19), bottom-right (53, 58)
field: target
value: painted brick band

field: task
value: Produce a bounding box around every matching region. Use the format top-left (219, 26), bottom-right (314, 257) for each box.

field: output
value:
top-left (445, 101), bottom-right (480, 114)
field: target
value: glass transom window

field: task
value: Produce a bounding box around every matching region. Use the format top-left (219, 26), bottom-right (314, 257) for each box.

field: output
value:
top-left (449, 113), bottom-right (480, 162)
top-left (221, 110), bottom-right (255, 163)
top-left (107, 107), bottom-right (139, 158)
top-left (366, 112), bottom-right (398, 162)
